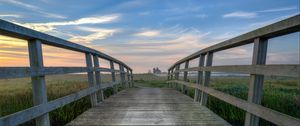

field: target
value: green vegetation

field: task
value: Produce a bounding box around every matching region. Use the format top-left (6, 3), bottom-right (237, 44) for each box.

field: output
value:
top-left (0, 73), bottom-right (299, 126)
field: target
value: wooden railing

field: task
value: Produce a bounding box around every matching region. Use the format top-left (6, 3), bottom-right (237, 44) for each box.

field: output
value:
top-left (167, 14), bottom-right (300, 126)
top-left (0, 19), bottom-right (133, 126)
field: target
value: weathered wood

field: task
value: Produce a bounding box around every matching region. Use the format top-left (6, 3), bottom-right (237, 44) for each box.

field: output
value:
top-left (0, 82), bottom-right (118, 126)
top-left (245, 38), bottom-right (268, 126)
top-left (119, 65), bottom-right (125, 88)
top-left (169, 14), bottom-right (300, 69)
top-left (182, 61), bottom-right (189, 94)
top-left (200, 52), bottom-right (213, 106)
top-left (67, 88), bottom-right (230, 126)
top-left (130, 70), bottom-right (134, 87)
top-left (194, 54), bottom-right (205, 102)
top-left (110, 61), bottom-right (118, 94)
top-left (0, 67), bottom-right (123, 79)
top-left (175, 65), bottom-right (180, 90)
top-left (93, 55), bottom-right (104, 103)
top-left (169, 65), bottom-right (300, 78)
top-left (28, 39), bottom-right (50, 126)
top-left (126, 69), bottom-right (131, 87)
top-left (168, 80), bottom-right (300, 126)
top-left (85, 53), bottom-right (97, 107)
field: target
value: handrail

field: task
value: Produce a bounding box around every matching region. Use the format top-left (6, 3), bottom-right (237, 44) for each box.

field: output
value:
top-left (167, 14), bottom-right (300, 126)
top-left (0, 19), bottom-right (134, 126)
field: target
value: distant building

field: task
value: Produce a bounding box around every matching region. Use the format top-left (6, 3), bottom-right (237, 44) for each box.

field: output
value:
top-left (153, 67), bottom-right (161, 74)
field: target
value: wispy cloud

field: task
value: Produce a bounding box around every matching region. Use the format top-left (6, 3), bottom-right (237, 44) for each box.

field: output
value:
top-left (0, 14), bottom-right (21, 18)
top-left (134, 30), bottom-right (160, 37)
top-left (257, 6), bottom-right (297, 13)
top-left (249, 13), bottom-right (298, 28)
top-left (0, 0), bottom-right (66, 19)
top-left (223, 11), bottom-right (257, 18)
top-left (69, 26), bottom-right (120, 43)
top-left (15, 14), bottom-right (120, 32)
top-left (223, 6), bottom-right (298, 19)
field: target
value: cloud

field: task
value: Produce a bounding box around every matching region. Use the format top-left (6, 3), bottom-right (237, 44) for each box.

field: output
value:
top-left (223, 11), bottom-right (257, 18)
top-left (69, 26), bottom-right (120, 43)
top-left (0, 0), bottom-right (66, 19)
top-left (15, 14), bottom-right (120, 32)
top-left (134, 30), bottom-right (160, 37)
top-left (249, 13), bottom-right (298, 29)
top-left (0, 14), bottom-right (21, 18)
top-left (257, 6), bottom-right (297, 13)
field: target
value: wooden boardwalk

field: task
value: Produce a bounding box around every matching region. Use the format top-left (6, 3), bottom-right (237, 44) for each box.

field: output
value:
top-left (67, 87), bottom-right (230, 126)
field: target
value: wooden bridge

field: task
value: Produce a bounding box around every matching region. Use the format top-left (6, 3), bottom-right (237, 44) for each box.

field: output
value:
top-left (0, 14), bottom-right (299, 126)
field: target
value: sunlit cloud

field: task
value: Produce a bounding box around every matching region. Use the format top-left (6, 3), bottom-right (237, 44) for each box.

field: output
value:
top-left (69, 26), bottom-right (120, 43)
top-left (223, 11), bottom-right (257, 18)
top-left (134, 30), bottom-right (160, 37)
top-left (0, 14), bottom-right (21, 18)
top-left (15, 14), bottom-right (120, 32)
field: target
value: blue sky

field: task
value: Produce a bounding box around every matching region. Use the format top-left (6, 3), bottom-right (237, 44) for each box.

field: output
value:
top-left (0, 0), bottom-right (299, 73)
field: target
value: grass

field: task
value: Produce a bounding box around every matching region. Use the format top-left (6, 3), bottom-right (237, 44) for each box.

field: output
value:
top-left (0, 73), bottom-right (299, 126)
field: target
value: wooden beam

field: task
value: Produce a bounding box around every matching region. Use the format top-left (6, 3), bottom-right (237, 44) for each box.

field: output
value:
top-left (85, 53), bottom-right (97, 107)
top-left (168, 80), bottom-right (300, 126)
top-left (182, 61), bottom-right (189, 94)
top-left (93, 55), bottom-right (104, 103)
top-left (110, 61), bottom-right (117, 94)
top-left (28, 39), bottom-right (50, 126)
top-left (245, 38), bottom-right (268, 126)
top-left (194, 54), bottom-right (205, 102)
top-left (170, 65), bottom-right (299, 78)
top-left (200, 52), bottom-right (213, 106)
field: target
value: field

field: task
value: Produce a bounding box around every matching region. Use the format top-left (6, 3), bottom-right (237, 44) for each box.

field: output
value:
top-left (0, 73), bottom-right (299, 126)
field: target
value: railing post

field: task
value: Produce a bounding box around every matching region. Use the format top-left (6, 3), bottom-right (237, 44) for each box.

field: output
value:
top-left (194, 54), bottom-right (205, 102)
top-left (245, 38), bottom-right (268, 126)
top-left (183, 60), bottom-right (189, 94)
top-left (130, 70), bottom-right (134, 87)
top-left (167, 70), bottom-right (170, 87)
top-left (93, 55), bottom-right (104, 102)
top-left (126, 68), bottom-right (131, 88)
top-left (175, 65), bottom-right (180, 91)
top-left (171, 68), bottom-right (174, 88)
top-left (119, 65), bottom-right (125, 88)
top-left (110, 61), bottom-right (117, 94)
top-left (85, 53), bottom-right (97, 107)
top-left (28, 39), bottom-right (50, 126)
top-left (200, 52), bottom-right (213, 106)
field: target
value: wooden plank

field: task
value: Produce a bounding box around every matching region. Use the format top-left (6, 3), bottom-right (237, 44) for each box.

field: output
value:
top-left (0, 67), bottom-right (123, 79)
top-left (28, 39), bottom-right (50, 126)
top-left (0, 19), bottom-right (131, 71)
top-left (93, 55), bottom-right (104, 103)
top-left (0, 82), bottom-right (117, 126)
top-left (168, 80), bottom-right (300, 126)
top-left (85, 53), bottom-right (97, 107)
top-left (169, 14), bottom-right (300, 69)
top-left (245, 38), bottom-right (268, 126)
top-left (67, 88), bottom-right (230, 126)
top-left (170, 65), bottom-right (299, 78)
top-left (200, 52), bottom-right (213, 106)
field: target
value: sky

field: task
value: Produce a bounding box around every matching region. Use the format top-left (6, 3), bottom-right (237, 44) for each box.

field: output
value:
top-left (0, 0), bottom-right (299, 73)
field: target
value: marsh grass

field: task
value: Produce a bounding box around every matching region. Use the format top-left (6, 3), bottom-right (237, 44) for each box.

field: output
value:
top-left (0, 74), bottom-right (299, 126)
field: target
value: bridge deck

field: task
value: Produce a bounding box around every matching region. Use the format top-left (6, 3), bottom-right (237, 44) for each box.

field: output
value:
top-left (67, 87), bottom-right (230, 126)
